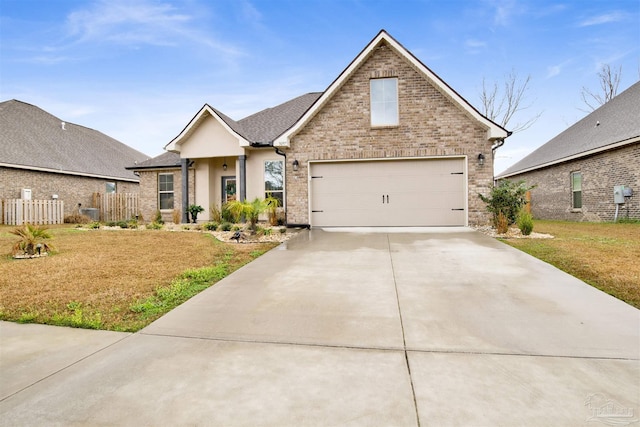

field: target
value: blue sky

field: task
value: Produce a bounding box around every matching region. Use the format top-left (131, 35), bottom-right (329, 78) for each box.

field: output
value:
top-left (1, 0), bottom-right (638, 174)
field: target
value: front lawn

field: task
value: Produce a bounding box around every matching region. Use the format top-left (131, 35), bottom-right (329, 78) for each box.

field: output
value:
top-left (0, 225), bottom-right (277, 331)
top-left (502, 220), bottom-right (640, 308)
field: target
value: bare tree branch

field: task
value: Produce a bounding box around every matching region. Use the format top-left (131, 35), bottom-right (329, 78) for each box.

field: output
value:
top-left (479, 69), bottom-right (541, 134)
top-left (580, 64), bottom-right (621, 112)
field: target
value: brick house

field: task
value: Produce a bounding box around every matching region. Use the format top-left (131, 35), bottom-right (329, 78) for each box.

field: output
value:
top-left (131, 30), bottom-right (508, 227)
top-left (498, 81), bottom-right (639, 221)
top-left (0, 100), bottom-right (148, 220)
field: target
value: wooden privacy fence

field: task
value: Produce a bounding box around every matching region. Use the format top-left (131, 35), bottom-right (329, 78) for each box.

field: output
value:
top-left (93, 193), bottom-right (139, 222)
top-left (2, 199), bottom-right (64, 225)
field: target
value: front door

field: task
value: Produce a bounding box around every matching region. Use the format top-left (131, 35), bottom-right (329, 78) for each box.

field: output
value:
top-left (222, 176), bottom-right (236, 204)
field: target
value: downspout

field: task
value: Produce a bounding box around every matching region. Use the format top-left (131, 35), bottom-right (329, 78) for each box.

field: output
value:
top-left (273, 147), bottom-right (288, 226)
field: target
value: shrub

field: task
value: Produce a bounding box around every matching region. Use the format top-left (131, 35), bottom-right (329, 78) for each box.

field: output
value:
top-left (517, 211), bottom-right (534, 236)
top-left (172, 209), bottom-right (181, 224)
top-left (221, 203), bottom-right (237, 223)
top-left (210, 205), bottom-right (223, 223)
top-left (279, 227), bottom-right (287, 234)
top-left (219, 222), bottom-right (233, 231)
top-left (146, 222), bottom-right (163, 230)
top-left (153, 210), bottom-right (164, 225)
top-left (203, 222), bottom-right (219, 231)
top-left (479, 180), bottom-right (534, 229)
top-left (117, 221), bottom-right (128, 229)
top-left (64, 213), bottom-right (91, 224)
top-left (496, 212), bottom-right (509, 234)
top-left (88, 221), bottom-right (101, 229)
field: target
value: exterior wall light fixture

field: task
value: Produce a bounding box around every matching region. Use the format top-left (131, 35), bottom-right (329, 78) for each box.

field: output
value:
top-left (292, 159), bottom-right (299, 171)
top-left (222, 158), bottom-right (227, 171)
top-left (477, 153), bottom-right (485, 166)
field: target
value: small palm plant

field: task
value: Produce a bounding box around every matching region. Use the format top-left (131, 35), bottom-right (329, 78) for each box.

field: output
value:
top-left (11, 223), bottom-right (55, 256)
top-left (226, 197), bottom-right (269, 232)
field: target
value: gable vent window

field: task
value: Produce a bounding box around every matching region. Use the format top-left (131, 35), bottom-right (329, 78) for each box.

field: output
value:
top-left (571, 171), bottom-right (582, 209)
top-left (370, 77), bottom-right (398, 127)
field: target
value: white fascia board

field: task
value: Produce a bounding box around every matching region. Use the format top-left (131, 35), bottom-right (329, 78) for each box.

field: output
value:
top-left (0, 163), bottom-right (140, 182)
top-left (164, 105), bottom-right (249, 153)
top-left (274, 30), bottom-right (508, 146)
top-left (498, 136), bottom-right (640, 179)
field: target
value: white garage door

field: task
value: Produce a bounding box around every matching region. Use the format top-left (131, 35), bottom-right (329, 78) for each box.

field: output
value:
top-left (310, 158), bottom-right (466, 227)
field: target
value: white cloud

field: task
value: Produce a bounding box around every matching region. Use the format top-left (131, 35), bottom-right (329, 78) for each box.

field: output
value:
top-left (546, 59), bottom-right (572, 78)
top-left (579, 11), bottom-right (626, 27)
top-left (465, 39), bottom-right (487, 52)
top-left (62, 0), bottom-right (242, 56)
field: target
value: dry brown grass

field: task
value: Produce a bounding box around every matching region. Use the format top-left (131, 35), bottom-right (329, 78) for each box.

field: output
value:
top-left (503, 220), bottom-right (640, 308)
top-left (0, 225), bottom-right (276, 330)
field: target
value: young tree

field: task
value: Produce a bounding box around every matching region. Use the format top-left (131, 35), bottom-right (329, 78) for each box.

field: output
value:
top-left (580, 64), bottom-right (622, 112)
top-left (479, 69), bottom-right (541, 133)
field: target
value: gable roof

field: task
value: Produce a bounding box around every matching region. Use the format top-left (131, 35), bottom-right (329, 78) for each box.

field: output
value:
top-left (274, 29), bottom-right (508, 147)
top-left (499, 81), bottom-right (640, 178)
top-left (0, 99), bottom-right (148, 181)
top-left (165, 92), bottom-right (322, 152)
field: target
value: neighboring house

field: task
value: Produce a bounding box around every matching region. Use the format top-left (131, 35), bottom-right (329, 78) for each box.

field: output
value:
top-left (0, 99), bottom-right (149, 218)
top-left (498, 81), bottom-right (640, 221)
top-left (130, 30), bottom-right (509, 227)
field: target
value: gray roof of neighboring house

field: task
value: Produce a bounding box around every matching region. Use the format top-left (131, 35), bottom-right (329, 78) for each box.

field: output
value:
top-left (144, 92), bottom-right (322, 168)
top-left (499, 81), bottom-right (640, 177)
top-left (130, 151), bottom-right (181, 169)
top-left (0, 99), bottom-right (148, 181)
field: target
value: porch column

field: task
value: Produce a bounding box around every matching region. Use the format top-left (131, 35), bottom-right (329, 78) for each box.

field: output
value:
top-left (181, 158), bottom-right (189, 223)
top-left (239, 155), bottom-right (247, 202)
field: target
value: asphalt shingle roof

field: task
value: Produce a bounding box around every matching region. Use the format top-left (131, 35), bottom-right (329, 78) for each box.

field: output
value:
top-left (145, 92), bottom-right (322, 168)
top-left (499, 81), bottom-right (640, 177)
top-left (1, 99), bottom-right (148, 181)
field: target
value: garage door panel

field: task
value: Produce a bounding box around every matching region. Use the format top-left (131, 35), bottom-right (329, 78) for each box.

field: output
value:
top-left (310, 158), bottom-right (466, 227)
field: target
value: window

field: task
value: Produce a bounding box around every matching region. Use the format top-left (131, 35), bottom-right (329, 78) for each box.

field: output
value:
top-left (571, 171), bottom-right (582, 209)
top-left (370, 78), bottom-right (398, 126)
top-left (106, 182), bottom-right (116, 193)
top-left (159, 173), bottom-right (174, 210)
top-left (264, 160), bottom-right (284, 206)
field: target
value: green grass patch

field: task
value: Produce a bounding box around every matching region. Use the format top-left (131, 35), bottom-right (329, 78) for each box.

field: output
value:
top-left (129, 264), bottom-right (229, 327)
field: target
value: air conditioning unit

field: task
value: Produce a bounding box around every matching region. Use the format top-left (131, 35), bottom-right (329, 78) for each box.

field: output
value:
top-left (21, 188), bottom-right (32, 200)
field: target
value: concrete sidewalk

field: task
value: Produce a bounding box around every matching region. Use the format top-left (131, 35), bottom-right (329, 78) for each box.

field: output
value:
top-left (1, 228), bottom-right (638, 426)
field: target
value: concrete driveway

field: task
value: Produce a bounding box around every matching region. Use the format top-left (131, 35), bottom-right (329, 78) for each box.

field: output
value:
top-left (1, 228), bottom-right (638, 426)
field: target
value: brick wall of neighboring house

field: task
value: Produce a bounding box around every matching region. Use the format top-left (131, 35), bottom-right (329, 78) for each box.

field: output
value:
top-left (138, 168), bottom-right (195, 223)
top-left (286, 41), bottom-right (494, 226)
top-left (503, 142), bottom-right (639, 221)
top-left (0, 167), bottom-right (139, 217)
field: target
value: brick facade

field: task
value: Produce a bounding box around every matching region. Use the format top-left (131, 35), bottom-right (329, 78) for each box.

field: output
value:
top-left (0, 167), bottom-right (139, 217)
top-left (138, 168), bottom-right (195, 223)
top-left (286, 41), bottom-right (495, 226)
top-left (504, 142), bottom-right (639, 221)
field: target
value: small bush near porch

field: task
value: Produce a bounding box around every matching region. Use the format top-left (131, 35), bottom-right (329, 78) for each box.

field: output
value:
top-left (0, 225), bottom-right (277, 331)
top-left (502, 220), bottom-right (640, 309)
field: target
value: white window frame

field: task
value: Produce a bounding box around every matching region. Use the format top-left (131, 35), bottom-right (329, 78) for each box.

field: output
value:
top-left (571, 171), bottom-right (582, 210)
top-left (158, 173), bottom-right (174, 210)
top-left (370, 77), bottom-right (399, 127)
top-left (264, 160), bottom-right (284, 207)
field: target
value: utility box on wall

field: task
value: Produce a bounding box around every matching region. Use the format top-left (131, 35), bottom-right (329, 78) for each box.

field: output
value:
top-left (614, 185), bottom-right (625, 204)
top-left (21, 188), bottom-right (32, 200)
